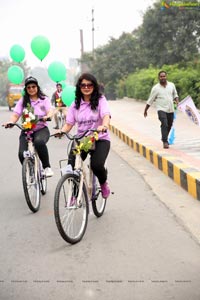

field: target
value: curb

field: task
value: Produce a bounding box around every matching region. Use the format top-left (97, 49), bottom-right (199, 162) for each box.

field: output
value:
top-left (109, 124), bottom-right (200, 201)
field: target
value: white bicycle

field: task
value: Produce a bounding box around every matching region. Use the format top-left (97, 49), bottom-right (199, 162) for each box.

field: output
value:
top-left (53, 129), bottom-right (107, 244)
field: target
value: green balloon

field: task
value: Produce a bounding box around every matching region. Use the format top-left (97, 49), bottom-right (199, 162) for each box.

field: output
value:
top-left (31, 35), bottom-right (50, 61)
top-left (62, 86), bottom-right (75, 107)
top-left (48, 61), bottom-right (66, 83)
top-left (10, 44), bottom-right (25, 63)
top-left (7, 65), bottom-right (24, 84)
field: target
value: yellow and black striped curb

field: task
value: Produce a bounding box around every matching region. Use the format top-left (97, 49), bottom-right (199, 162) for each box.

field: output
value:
top-left (109, 124), bottom-right (200, 201)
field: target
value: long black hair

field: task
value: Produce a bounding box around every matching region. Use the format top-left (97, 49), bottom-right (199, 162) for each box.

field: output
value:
top-left (75, 73), bottom-right (102, 110)
top-left (22, 77), bottom-right (47, 108)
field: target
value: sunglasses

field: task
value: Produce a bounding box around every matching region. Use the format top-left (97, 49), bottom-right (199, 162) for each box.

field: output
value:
top-left (80, 83), bottom-right (94, 89)
top-left (27, 85), bottom-right (37, 90)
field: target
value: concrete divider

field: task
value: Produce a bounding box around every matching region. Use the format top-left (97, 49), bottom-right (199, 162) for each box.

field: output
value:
top-left (109, 123), bottom-right (200, 201)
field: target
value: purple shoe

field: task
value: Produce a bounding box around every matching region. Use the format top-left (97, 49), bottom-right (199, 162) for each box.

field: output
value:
top-left (100, 182), bottom-right (110, 199)
top-left (70, 196), bottom-right (76, 206)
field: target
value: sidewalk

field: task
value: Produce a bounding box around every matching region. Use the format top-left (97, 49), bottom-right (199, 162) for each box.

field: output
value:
top-left (108, 98), bottom-right (200, 201)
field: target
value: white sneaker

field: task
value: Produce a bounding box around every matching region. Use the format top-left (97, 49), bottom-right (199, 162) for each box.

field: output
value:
top-left (61, 164), bottom-right (73, 175)
top-left (44, 167), bottom-right (54, 177)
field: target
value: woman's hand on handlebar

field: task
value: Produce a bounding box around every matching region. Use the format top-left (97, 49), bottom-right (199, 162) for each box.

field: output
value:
top-left (53, 129), bottom-right (64, 138)
top-left (40, 116), bottom-right (52, 122)
top-left (97, 125), bottom-right (108, 132)
top-left (2, 122), bottom-right (15, 128)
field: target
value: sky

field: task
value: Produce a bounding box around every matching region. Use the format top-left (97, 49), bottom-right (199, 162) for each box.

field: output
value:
top-left (0, 0), bottom-right (154, 68)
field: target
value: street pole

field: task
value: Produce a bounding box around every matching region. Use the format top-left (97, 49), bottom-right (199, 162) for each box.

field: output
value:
top-left (92, 8), bottom-right (95, 59)
top-left (80, 29), bottom-right (84, 73)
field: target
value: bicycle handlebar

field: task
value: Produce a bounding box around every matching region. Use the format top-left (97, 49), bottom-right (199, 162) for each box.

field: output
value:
top-left (2, 117), bottom-right (51, 130)
top-left (50, 129), bottom-right (102, 140)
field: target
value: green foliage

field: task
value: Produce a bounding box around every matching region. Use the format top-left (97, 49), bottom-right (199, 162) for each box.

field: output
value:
top-left (82, 33), bottom-right (142, 99)
top-left (0, 58), bottom-right (30, 106)
top-left (80, 0), bottom-right (200, 100)
top-left (139, 0), bottom-right (200, 66)
top-left (118, 67), bottom-right (158, 100)
top-left (118, 61), bottom-right (200, 108)
top-left (0, 59), bottom-right (10, 105)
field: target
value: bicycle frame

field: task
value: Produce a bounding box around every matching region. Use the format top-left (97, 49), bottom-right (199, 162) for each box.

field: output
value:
top-left (53, 129), bottom-right (107, 244)
top-left (4, 120), bottom-right (49, 212)
top-left (73, 149), bottom-right (94, 207)
top-left (23, 132), bottom-right (40, 179)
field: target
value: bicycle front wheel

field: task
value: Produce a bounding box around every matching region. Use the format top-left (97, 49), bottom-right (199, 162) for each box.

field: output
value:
top-left (92, 175), bottom-right (107, 217)
top-left (54, 173), bottom-right (89, 244)
top-left (22, 158), bottom-right (41, 213)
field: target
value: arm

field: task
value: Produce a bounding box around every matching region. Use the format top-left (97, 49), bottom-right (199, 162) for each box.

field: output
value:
top-left (42, 97), bottom-right (54, 121)
top-left (61, 123), bottom-right (73, 133)
top-left (3, 112), bottom-right (20, 127)
top-left (9, 112), bottom-right (20, 123)
top-left (43, 107), bottom-right (54, 121)
top-left (97, 114), bottom-right (110, 132)
top-left (144, 86), bottom-right (157, 118)
top-left (173, 84), bottom-right (179, 105)
top-left (144, 104), bottom-right (150, 118)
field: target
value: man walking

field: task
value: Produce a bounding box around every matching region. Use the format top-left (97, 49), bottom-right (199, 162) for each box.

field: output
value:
top-left (51, 83), bottom-right (67, 129)
top-left (144, 70), bottom-right (179, 149)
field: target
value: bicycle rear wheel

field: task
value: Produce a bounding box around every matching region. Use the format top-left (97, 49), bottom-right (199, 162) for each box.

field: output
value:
top-left (92, 175), bottom-right (107, 217)
top-left (22, 158), bottom-right (41, 213)
top-left (58, 111), bottom-right (65, 129)
top-left (54, 173), bottom-right (89, 244)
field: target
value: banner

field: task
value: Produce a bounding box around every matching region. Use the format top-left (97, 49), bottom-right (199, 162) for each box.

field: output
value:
top-left (178, 95), bottom-right (200, 126)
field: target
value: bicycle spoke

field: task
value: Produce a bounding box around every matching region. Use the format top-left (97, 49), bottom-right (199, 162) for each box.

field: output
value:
top-left (54, 174), bottom-right (89, 244)
top-left (22, 158), bottom-right (41, 213)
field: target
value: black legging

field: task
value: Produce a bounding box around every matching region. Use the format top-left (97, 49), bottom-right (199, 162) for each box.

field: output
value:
top-left (18, 126), bottom-right (51, 169)
top-left (68, 139), bottom-right (110, 185)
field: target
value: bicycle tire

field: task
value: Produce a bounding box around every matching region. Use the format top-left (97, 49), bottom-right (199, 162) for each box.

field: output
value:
top-left (22, 158), bottom-right (41, 213)
top-left (91, 175), bottom-right (107, 217)
top-left (40, 174), bottom-right (47, 195)
top-left (54, 173), bottom-right (89, 244)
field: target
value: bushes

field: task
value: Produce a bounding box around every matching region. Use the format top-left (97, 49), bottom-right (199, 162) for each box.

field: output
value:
top-left (116, 61), bottom-right (200, 107)
top-left (116, 67), bottom-right (159, 101)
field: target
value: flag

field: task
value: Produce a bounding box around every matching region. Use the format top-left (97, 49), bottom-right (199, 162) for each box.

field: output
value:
top-left (178, 95), bottom-right (200, 126)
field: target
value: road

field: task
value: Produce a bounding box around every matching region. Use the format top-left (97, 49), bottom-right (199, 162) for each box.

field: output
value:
top-left (1, 107), bottom-right (200, 300)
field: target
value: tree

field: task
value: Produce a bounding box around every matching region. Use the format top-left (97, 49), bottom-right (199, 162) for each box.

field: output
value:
top-left (138, 0), bottom-right (200, 66)
top-left (79, 0), bottom-right (200, 99)
top-left (81, 33), bottom-right (141, 99)
top-left (0, 58), bottom-right (30, 106)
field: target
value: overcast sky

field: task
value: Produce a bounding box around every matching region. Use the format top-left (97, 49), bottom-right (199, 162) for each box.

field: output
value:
top-left (0, 0), bottom-right (154, 68)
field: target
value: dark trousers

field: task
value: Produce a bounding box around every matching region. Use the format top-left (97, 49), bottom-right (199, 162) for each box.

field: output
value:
top-left (158, 110), bottom-right (174, 143)
top-left (18, 127), bottom-right (51, 169)
top-left (68, 139), bottom-right (110, 185)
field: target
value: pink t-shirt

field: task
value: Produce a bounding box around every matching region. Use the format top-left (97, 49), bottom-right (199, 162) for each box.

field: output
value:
top-left (13, 97), bottom-right (51, 131)
top-left (66, 96), bottom-right (111, 141)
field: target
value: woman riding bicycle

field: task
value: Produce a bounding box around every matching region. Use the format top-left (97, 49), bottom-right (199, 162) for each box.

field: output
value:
top-left (4, 76), bottom-right (54, 177)
top-left (58, 73), bottom-right (111, 199)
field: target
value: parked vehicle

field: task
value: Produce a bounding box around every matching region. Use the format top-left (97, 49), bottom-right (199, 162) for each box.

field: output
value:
top-left (6, 84), bottom-right (24, 111)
